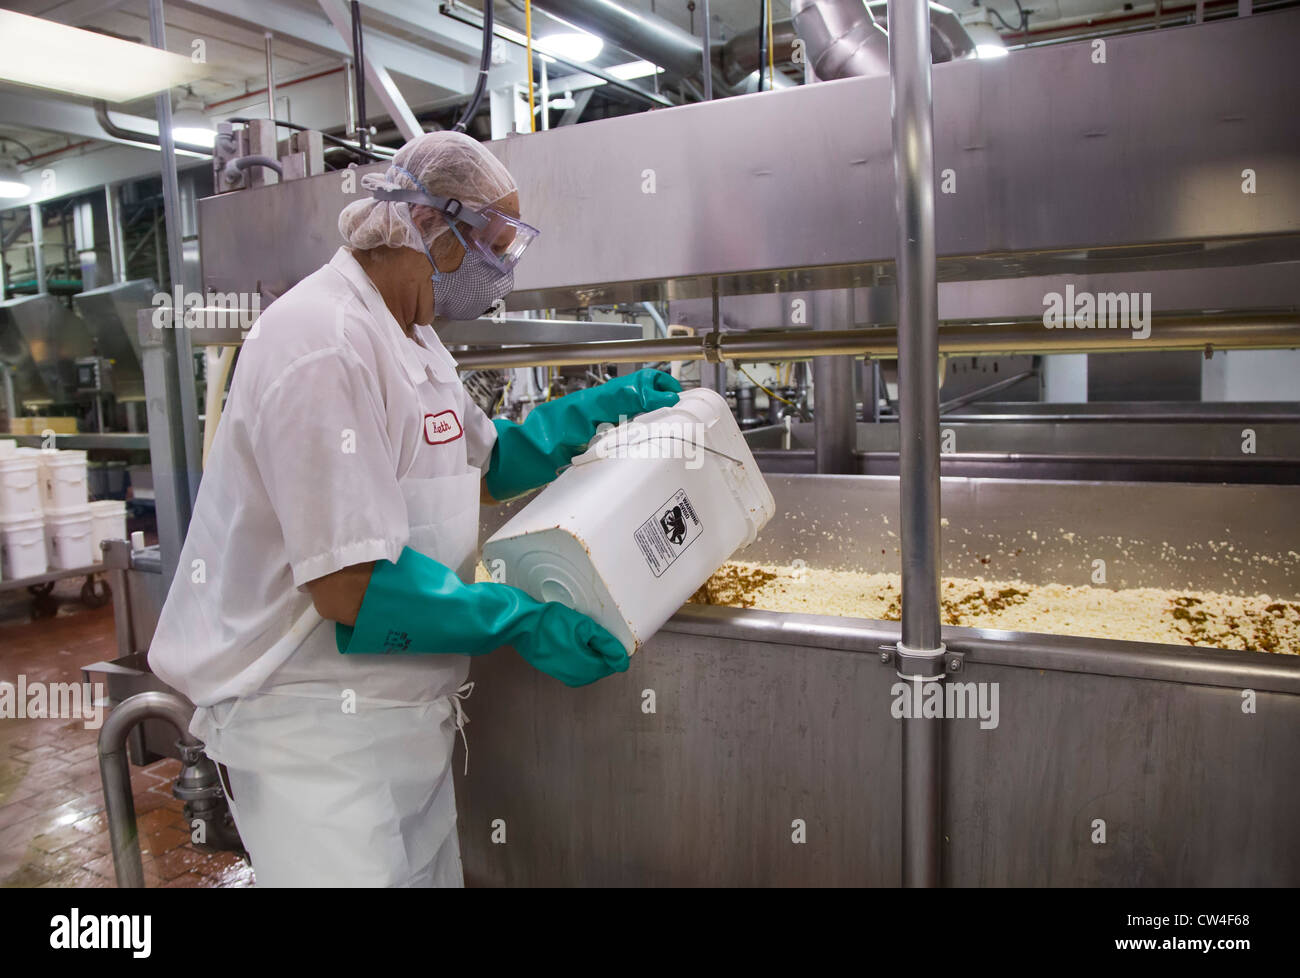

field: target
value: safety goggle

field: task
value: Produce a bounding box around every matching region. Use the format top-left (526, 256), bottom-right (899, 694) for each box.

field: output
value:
top-left (370, 185), bottom-right (540, 274)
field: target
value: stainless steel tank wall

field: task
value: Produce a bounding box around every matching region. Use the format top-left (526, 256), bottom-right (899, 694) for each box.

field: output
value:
top-left (722, 474), bottom-right (1300, 595)
top-left (458, 474), bottom-right (1300, 885)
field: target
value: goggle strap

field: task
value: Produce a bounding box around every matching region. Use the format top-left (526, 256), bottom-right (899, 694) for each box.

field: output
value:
top-left (370, 186), bottom-right (490, 230)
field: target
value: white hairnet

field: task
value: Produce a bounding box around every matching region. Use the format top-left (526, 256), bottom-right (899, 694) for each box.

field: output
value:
top-left (338, 131), bottom-right (518, 252)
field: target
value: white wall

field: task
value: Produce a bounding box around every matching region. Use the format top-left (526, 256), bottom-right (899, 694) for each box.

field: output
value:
top-left (1202, 350), bottom-right (1300, 401)
top-left (1042, 353), bottom-right (1088, 402)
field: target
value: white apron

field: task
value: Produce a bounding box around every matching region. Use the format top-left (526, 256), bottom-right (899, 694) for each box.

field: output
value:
top-left (190, 466), bottom-right (483, 888)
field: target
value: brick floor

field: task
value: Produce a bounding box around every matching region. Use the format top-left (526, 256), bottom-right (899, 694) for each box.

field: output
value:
top-left (1, 579), bottom-right (253, 888)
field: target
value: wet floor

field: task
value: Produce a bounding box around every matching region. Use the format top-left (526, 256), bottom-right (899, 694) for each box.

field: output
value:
top-left (0, 579), bottom-right (252, 888)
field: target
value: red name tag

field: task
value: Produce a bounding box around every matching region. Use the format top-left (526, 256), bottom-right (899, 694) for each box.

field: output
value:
top-left (423, 410), bottom-right (464, 445)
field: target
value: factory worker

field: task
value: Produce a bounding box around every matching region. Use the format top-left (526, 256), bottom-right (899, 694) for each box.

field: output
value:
top-left (148, 130), bottom-right (680, 887)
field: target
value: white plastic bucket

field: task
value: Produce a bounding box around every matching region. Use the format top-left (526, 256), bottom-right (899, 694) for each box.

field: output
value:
top-left (89, 499), bottom-right (128, 556)
top-left (39, 449), bottom-right (89, 512)
top-left (0, 438), bottom-right (15, 459)
top-left (483, 387), bottom-right (776, 654)
top-left (1, 513), bottom-right (48, 580)
top-left (45, 506), bottom-right (94, 570)
top-left (0, 454), bottom-right (43, 520)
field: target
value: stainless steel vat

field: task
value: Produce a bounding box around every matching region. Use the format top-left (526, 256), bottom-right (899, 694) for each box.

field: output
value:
top-left (456, 474), bottom-right (1300, 885)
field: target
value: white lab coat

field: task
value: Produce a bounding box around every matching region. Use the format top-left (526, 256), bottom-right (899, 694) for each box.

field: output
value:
top-left (148, 247), bottom-right (497, 887)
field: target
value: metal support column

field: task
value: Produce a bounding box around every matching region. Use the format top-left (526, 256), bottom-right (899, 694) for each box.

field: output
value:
top-left (138, 311), bottom-right (191, 587)
top-left (812, 289), bottom-right (857, 473)
top-left (888, 0), bottom-right (944, 888)
top-left (265, 33), bottom-right (278, 121)
top-left (105, 184), bottom-right (127, 284)
top-left (2, 368), bottom-right (15, 426)
top-left (706, 286), bottom-right (726, 393)
top-left (149, 0), bottom-right (202, 544)
top-left (701, 0), bottom-right (714, 100)
top-left (28, 202), bottom-right (45, 295)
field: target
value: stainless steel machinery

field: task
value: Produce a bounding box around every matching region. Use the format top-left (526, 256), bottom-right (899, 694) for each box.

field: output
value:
top-left (462, 474), bottom-right (1300, 886)
top-left (0, 292), bottom-right (93, 408)
top-left (71, 279), bottom-right (156, 404)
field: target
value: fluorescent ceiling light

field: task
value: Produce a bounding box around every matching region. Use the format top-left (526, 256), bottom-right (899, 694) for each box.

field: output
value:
top-left (0, 158), bottom-right (30, 199)
top-left (966, 22), bottom-right (1009, 58)
top-left (535, 31), bottom-right (604, 63)
top-left (0, 10), bottom-right (208, 102)
top-left (605, 60), bottom-right (663, 81)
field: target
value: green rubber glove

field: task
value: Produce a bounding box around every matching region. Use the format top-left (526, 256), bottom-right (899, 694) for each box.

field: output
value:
top-left (485, 368), bottom-right (682, 501)
top-left (335, 547), bottom-right (628, 687)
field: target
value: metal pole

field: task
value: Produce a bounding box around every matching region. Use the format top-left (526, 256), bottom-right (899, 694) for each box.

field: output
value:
top-left (149, 0), bottom-right (203, 514)
top-left (812, 289), bottom-right (857, 473)
top-left (701, 0), bottom-right (713, 100)
top-left (351, 1), bottom-right (369, 150)
top-left (105, 184), bottom-right (127, 284)
top-left (28, 203), bottom-right (46, 295)
top-left (540, 58), bottom-right (550, 130)
top-left (343, 58), bottom-right (357, 137)
top-left (888, 0), bottom-right (943, 888)
top-left (265, 32), bottom-right (278, 121)
top-left (1, 368), bottom-right (15, 426)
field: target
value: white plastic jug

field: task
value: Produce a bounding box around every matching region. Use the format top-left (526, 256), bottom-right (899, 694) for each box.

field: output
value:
top-left (483, 387), bottom-right (775, 654)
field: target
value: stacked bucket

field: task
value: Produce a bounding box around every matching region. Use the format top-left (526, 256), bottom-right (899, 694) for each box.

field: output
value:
top-left (0, 439), bottom-right (127, 582)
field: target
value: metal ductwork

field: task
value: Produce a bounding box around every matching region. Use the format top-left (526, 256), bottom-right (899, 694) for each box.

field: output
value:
top-left (533, 0), bottom-right (735, 93)
top-left (790, 0), bottom-right (976, 81)
top-left (721, 19), bottom-right (802, 88)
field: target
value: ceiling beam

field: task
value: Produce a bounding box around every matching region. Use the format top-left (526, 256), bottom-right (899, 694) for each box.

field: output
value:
top-left (318, 0), bottom-right (422, 141)
top-left (170, 0), bottom-right (473, 93)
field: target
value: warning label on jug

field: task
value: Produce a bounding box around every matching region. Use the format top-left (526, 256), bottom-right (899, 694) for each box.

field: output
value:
top-left (634, 488), bottom-right (703, 577)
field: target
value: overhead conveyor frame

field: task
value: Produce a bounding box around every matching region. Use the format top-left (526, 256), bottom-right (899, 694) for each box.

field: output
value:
top-left (197, 10), bottom-right (1300, 308)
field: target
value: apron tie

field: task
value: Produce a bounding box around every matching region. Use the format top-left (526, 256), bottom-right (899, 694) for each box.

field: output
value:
top-left (449, 681), bottom-right (475, 775)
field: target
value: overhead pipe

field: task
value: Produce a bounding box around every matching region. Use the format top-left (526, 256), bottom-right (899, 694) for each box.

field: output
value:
top-left (788, 0), bottom-right (976, 81)
top-left (440, 3), bottom-right (674, 108)
top-left (93, 101), bottom-right (212, 156)
top-left (454, 0), bottom-right (494, 131)
top-left (531, 0), bottom-right (738, 95)
top-left (721, 19), bottom-right (801, 86)
top-left (448, 315), bottom-right (1300, 369)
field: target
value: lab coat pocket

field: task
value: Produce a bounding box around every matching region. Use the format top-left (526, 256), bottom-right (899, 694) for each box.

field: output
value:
top-left (400, 472), bottom-right (482, 582)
